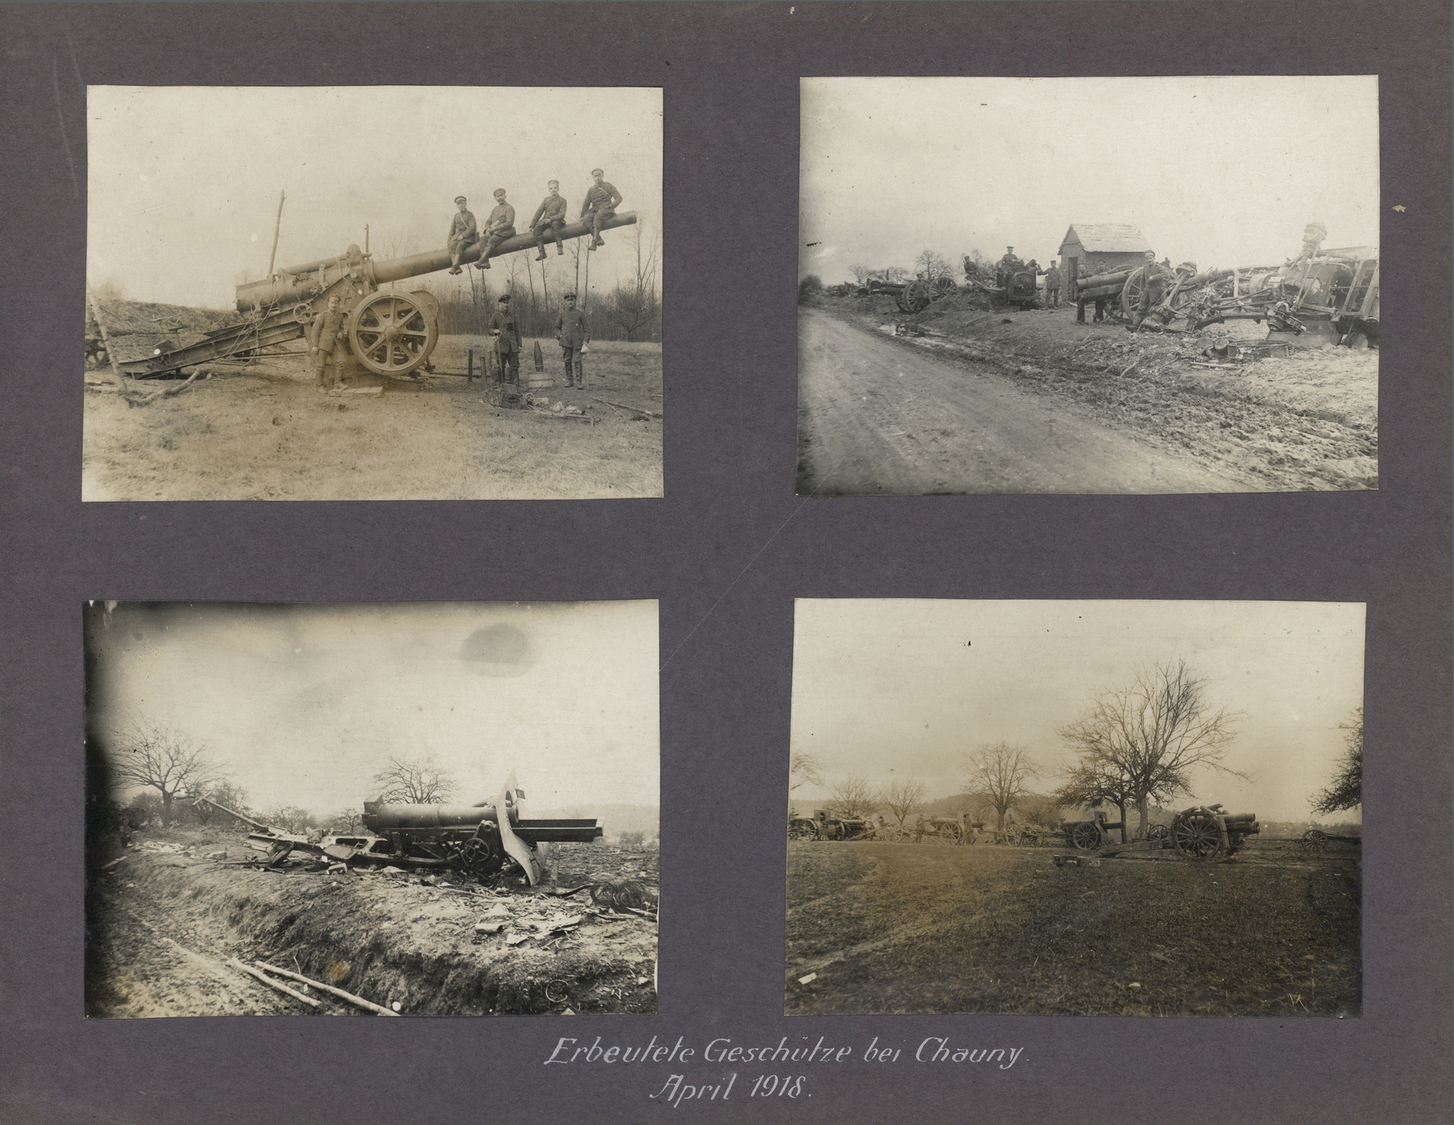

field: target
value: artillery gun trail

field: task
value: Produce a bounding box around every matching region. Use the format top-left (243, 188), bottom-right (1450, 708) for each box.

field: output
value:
top-left (110, 212), bottom-right (638, 382)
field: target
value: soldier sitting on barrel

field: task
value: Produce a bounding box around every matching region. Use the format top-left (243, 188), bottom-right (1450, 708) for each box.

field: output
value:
top-left (581, 168), bottom-right (622, 250)
top-left (475, 189), bottom-right (516, 270)
top-left (530, 180), bottom-right (568, 260)
top-left (446, 195), bottom-right (478, 274)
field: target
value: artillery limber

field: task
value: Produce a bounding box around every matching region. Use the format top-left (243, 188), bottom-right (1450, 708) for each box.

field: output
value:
top-left (110, 211), bottom-right (638, 382)
top-left (913, 813), bottom-right (980, 844)
top-left (1298, 827), bottom-right (1361, 854)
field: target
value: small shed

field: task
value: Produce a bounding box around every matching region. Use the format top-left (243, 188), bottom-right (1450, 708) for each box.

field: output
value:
top-left (1058, 224), bottom-right (1154, 295)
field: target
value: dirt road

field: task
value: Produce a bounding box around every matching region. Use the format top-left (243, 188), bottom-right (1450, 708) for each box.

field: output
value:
top-left (799, 307), bottom-right (1278, 494)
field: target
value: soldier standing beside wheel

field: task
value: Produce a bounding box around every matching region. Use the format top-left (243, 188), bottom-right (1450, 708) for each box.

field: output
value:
top-left (555, 292), bottom-right (589, 388)
top-left (581, 168), bottom-right (622, 250)
top-left (1044, 261), bottom-right (1062, 308)
top-left (307, 295), bottom-right (348, 391)
top-left (530, 180), bottom-right (568, 260)
top-left (489, 293), bottom-right (522, 385)
top-left (1129, 249), bottom-right (1159, 332)
top-left (446, 195), bottom-right (479, 274)
top-left (475, 189), bottom-right (516, 270)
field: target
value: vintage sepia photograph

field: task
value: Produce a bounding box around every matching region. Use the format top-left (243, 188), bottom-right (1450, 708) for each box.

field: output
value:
top-left (786, 599), bottom-right (1365, 1017)
top-left (84, 600), bottom-right (660, 1017)
top-left (84, 86), bottom-right (663, 501)
top-left (798, 77), bottom-right (1379, 495)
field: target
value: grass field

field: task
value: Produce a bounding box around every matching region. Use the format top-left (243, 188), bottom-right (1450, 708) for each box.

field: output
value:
top-left (785, 837), bottom-right (1360, 1017)
top-left (82, 337), bottom-right (662, 501)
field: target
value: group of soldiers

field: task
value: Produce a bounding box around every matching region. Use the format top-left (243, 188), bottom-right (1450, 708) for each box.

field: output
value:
top-left (445, 169), bottom-right (623, 274)
top-left (443, 170), bottom-right (621, 389)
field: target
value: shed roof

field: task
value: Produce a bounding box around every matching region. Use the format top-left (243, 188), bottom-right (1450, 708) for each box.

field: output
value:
top-left (1060, 224), bottom-right (1153, 254)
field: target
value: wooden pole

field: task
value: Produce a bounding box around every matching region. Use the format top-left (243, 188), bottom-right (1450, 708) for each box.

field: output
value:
top-left (254, 960), bottom-right (400, 1016)
top-left (228, 957), bottom-right (320, 1009)
top-left (85, 287), bottom-right (131, 396)
top-left (267, 190), bottom-right (286, 276)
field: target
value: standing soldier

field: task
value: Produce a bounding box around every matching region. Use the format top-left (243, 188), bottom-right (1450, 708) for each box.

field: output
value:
top-left (530, 180), bottom-right (568, 260)
top-left (307, 294), bottom-right (348, 391)
top-left (475, 189), bottom-right (516, 270)
top-left (446, 195), bottom-right (478, 274)
top-left (489, 293), bottom-right (522, 385)
top-left (1044, 260), bottom-right (1062, 308)
top-left (555, 292), bottom-right (589, 388)
top-left (580, 168), bottom-right (623, 250)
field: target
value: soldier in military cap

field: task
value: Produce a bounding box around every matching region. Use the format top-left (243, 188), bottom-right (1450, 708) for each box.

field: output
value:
top-left (446, 195), bottom-right (478, 274)
top-left (476, 189), bottom-right (516, 270)
top-left (307, 294), bottom-right (349, 391)
top-left (489, 293), bottom-right (522, 384)
top-left (530, 180), bottom-right (568, 260)
top-left (555, 292), bottom-right (590, 388)
top-left (580, 168), bottom-right (622, 250)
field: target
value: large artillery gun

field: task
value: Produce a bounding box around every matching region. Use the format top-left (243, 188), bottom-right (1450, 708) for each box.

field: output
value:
top-left (862, 275), bottom-right (959, 314)
top-left (188, 773), bottom-right (602, 886)
top-left (1056, 804), bottom-right (1258, 862)
top-left (112, 212), bottom-right (638, 381)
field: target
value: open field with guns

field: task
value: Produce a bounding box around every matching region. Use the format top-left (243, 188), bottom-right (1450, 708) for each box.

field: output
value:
top-left (83, 335), bottom-right (662, 501)
top-left (785, 834), bottom-right (1361, 1018)
top-left (87, 824), bottom-right (659, 1018)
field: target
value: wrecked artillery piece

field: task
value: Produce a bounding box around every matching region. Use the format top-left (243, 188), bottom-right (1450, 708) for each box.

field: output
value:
top-left (194, 774), bottom-right (601, 886)
top-left (1075, 247), bottom-right (1379, 346)
top-left (790, 808), bottom-right (890, 841)
top-left (1058, 804), bottom-right (1258, 861)
top-left (863, 275), bottom-right (959, 314)
top-left (110, 211), bottom-right (638, 381)
top-left (961, 259), bottom-right (1040, 309)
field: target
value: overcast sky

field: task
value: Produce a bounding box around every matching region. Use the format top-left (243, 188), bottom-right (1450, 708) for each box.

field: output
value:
top-left (801, 76), bottom-right (1379, 283)
top-left (790, 600), bottom-right (1365, 822)
top-left (88, 601), bottom-right (659, 817)
top-left (87, 86), bottom-right (662, 309)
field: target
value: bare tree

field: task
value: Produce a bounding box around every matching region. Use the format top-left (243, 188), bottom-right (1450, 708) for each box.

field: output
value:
top-left (372, 755), bottom-right (458, 805)
top-left (879, 777), bottom-right (928, 827)
top-left (261, 805), bottom-right (317, 834)
top-left (964, 742), bottom-right (1038, 834)
top-left (607, 223), bottom-right (661, 341)
top-left (828, 774), bottom-right (879, 817)
top-left (850, 264), bottom-right (872, 286)
top-left (914, 249), bottom-right (951, 281)
top-left (1053, 753), bottom-right (1138, 843)
top-left (332, 808), bottom-right (364, 834)
top-left (1059, 658), bottom-right (1245, 837)
top-left (881, 266), bottom-right (909, 284)
top-left (111, 719), bottom-right (226, 828)
top-left (1311, 706), bottom-right (1363, 815)
top-left (789, 752), bottom-right (825, 792)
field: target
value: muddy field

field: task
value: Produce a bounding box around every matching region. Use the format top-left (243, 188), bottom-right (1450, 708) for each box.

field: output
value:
top-left (83, 335), bottom-right (662, 501)
top-left (798, 295), bottom-right (1377, 494)
top-left (785, 835), bottom-right (1360, 1017)
top-left (86, 826), bottom-right (658, 1017)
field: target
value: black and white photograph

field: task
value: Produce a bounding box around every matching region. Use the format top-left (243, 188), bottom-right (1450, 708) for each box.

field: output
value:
top-left (84, 86), bottom-right (663, 501)
top-left (786, 599), bottom-right (1365, 1017)
top-left (84, 600), bottom-right (660, 1017)
top-left (797, 76), bottom-right (1380, 495)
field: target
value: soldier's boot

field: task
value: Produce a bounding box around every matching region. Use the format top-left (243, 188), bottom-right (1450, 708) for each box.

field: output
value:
top-left (556, 238), bottom-right (564, 256)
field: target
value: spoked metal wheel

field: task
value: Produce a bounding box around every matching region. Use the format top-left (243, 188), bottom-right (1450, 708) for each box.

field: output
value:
top-left (1069, 822), bottom-right (1101, 851)
top-left (349, 290), bottom-right (439, 375)
top-left (930, 276), bottom-right (958, 301)
top-left (1300, 829), bottom-right (1329, 854)
top-left (899, 280), bottom-right (933, 313)
top-left (1172, 811), bottom-right (1224, 860)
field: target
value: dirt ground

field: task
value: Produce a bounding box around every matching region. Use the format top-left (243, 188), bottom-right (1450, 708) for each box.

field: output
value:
top-left (798, 295), bottom-right (1377, 494)
top-left (83, 335), bottom-right (662, 501)
top-left (86, 826), bottom-right (658, 1017)
top-left (785, 835), bottom-right (1361, 1018)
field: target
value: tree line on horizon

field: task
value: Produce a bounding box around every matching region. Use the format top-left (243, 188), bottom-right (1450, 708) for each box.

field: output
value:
top-left (790, 658), bottom-right (1363, 834)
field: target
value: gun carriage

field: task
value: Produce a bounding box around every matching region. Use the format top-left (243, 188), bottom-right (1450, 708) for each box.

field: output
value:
top-left (111, 212), bottom-right (638, 381)
top-left (863, 276), bottom-right (959, 314)
top-left (1055, 804), bottom-right (1258, 861)
top-left (187, 773), bottom-right (602, 885)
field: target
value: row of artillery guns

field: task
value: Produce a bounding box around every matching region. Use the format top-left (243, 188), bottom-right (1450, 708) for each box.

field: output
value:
top-left (185, 772), bottom-right (602, 886)
top-left (1073, 247), bottom-right (1379, 344)
top-left (105, 211), bottom-right (638, 381)
top-left (1053, 804), bottom-right (1259, 861)
top-left (787, 809), bottom-right (987, 843)
top-left (855, 259), bottom-right (1043, 315)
